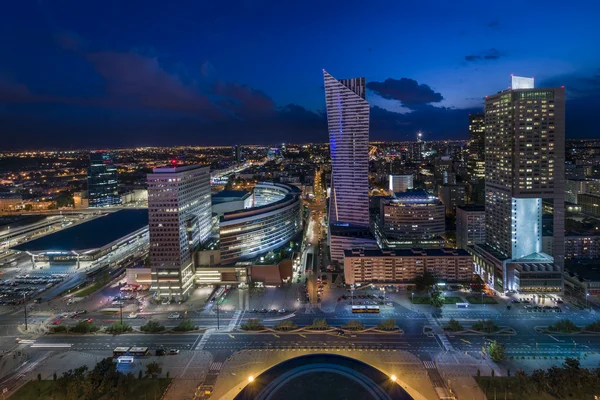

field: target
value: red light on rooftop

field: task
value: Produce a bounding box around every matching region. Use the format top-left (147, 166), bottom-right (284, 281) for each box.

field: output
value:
top-left (171, 159), bottom-right (177, 166)
top-left (561, 86), bottom-right (565, 88)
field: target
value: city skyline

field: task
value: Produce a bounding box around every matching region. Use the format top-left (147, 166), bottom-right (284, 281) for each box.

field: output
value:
top-left (1, 1), bottom-right (600, 149)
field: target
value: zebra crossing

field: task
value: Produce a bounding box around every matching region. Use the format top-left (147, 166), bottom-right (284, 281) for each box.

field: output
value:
top-left (194, 329), bottom-right (214, 350)
top-left (227, 310), bottom-right (243, 331)
top-left (422, 361), bottom-right (436, 369)
top-left (209, 362), bottom-right (223, 371)
top-left (304, 304), bottom-right (316, 314)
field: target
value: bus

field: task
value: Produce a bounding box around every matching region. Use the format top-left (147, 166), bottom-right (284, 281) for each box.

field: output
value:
top-left (99, 308), bottom-right (121, 314)
top-left (456, 303), bottom-right (470, 308)
top-left (351, 305), bottom-right (380, 313)
top-left (129, 347), bottom-right (149, 356)
top-left (113, 347), bottom-right (130, 357)
top-left (116, 356), bottom-right (135, 364)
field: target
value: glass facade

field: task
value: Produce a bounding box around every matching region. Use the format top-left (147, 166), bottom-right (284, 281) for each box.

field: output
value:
top-left (87, 151), bottom-right (120, 208)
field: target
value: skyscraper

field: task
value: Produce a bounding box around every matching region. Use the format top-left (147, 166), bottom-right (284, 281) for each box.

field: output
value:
top-left (147, 164), bottom-right (212, 301)
top-left (468, 114), bottom-right (485, 181)
top-left (471, 76), bottom-right (565, 293)
top-left (324, 70), bottom-right (374, 263)
top-left (87, 151), bottom-right (120, 208)
top-left (233, 145), bottom-right (242, 163)
top-left (323, 70), bottom-right (370, 227)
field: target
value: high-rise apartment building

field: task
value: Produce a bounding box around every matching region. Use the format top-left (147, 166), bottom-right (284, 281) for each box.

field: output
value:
top-left (468, 114), bottom-right (486, 181)
top-left (88, 151), bottom-right (120, 208)
top-left (471, 77), bottom-right (565, 293)
top-left (388, 174), bottom-right (413, 194)
top-left (324, 70), bottom-right (369, 228)
top-left (437, 184), bottom-right (467, 215)
top-left (147, 164), bottom-right (212, 301)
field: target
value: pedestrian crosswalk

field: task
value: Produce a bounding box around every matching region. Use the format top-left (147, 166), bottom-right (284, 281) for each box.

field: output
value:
top-left (209, 362), bottom-right (223, 371)
top-left (227, 310), bottom-right (243, 331)
top-left (304, 304), bottom-right (316, 314)
top-left (195, 330), bottom-right (213, 351)
top-left (422, 361), bottom-right (436, 369)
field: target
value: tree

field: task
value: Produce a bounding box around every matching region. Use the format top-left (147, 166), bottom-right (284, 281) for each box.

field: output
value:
top-left (308, 319), bottom-right (329, 330)
top-left (430, 290), bottom-right (444, 308)
top-left (53, 372), bottom-right (57, 382)
top-left (70, 321), bottom-right (99, 334)
top-left (376, 319), bottom-right (397, 331)
top-left (141, 320), bottom-right (166, 333)
top-left (414, 271), bottom-right (435, 292)
top-left (472, 319), bottom-right (498, 333)
top-left (584, 320), bottom-right (600, 332)
top-left (166, 371), bottom-right (170, 380)
top-left (445, 318), bottom-right (464, 331)
top-left (548, 319), bottom-right (579, 333)
top-left (146, 361), bottom-right (162, 378)
top-left (477, 369), bottom-right (481, 377)
top-left (486, 340), bottom-right (506, 362)
top-left (37, 373), bottom-right (41, 382)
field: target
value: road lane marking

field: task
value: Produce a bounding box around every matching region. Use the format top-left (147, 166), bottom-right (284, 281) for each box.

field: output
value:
top-left (298, 334), bottom-right (306, 338)
top-left (228, 334), bottom-right (235, 339)
top-left (272, 334), bottom-right (280, 338)
top-left (460, 339), bottom-right (471, 344)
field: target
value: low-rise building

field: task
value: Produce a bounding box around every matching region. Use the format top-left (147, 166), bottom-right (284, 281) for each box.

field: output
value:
top-left (343, 248), bottom-right (472, 285)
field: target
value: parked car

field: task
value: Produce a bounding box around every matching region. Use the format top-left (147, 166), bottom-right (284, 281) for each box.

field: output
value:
top-left (168, 349), bottom-right (180, 355)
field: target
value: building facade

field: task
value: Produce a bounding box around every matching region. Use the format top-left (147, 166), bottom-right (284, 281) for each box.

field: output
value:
top-left (473, 76), bottom-right (565, 293)
top-left (456, 204), bottom-right (486, 250)
top-left (437, 184), bottom-right (467, 215)
top-left (579, 193), bottom-right (600, 217)
top-left (324, 70), bottom-right (370, 228)
top-left (389, 174), bottom-right (414, 194)
top-left (147, 164), bottom-right (212, 301)
top-left (88, 151), bottom-right (120, 208)
top-left (344, 248), bottom-right (472, 285)
top-left (468, 113), bottom-right (486, 181)
top-left (379, 190), bottom-right (445, 239)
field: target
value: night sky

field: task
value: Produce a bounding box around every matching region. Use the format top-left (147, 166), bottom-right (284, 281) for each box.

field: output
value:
top-left (1, 1), bottom-right (600, 149)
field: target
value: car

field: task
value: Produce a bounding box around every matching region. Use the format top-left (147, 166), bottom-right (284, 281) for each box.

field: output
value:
top-left (259, 308), bottom-right (268, 313)
top-left (155, 349), bottom-right (166, 356)
top-left (269, 309), bottom-right (278, 313)
top-left (557, 300), bottom-right (564, 304)
top-left (161, 299), bottom-right (171, 305)
top-left (86, 318), bottom-right (93, 323)
top-left (112, 301), bottom-right (124, 306)
top-left (168, 313), bottom-right (180, 319)
top-left (168, 349), bottom-right (179, 355)
top-left (250, 309), bottom-right (258, 313)
top-left (511, 300), bottom-right (520, 303)
top-left (386, 302), bottom-right (393, 306)
top-left (127, 313), bottom-right (138, 319)
top-left (278, 309), bottom-right (287, 313)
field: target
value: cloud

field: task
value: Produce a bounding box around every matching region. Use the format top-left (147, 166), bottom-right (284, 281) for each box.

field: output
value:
top-left (54, 31), bottom-right (84, 50)
top-left (539, 69), bottom-right (600, 96)
top-left (213, 80), bottom-right (276, 117)
top-left (367, 78), bottom-right (443, 108)
top-left (464, 48), bottom-right (505, 62)
top-left (487, 19), bottom-right (500, 29)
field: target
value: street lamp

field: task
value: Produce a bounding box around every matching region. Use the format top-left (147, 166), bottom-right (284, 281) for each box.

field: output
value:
top-left (411, 293), bottom-right (414, 305)
top-left (586, 293), bottom-right (590, 308)
top-left (481, 291), bottom-right (484, 307)
top-left (23, 293), bottom-right (27, 331)
top-left (248, 376), bottom-right (254, 383)
top-left (390, 375), bottom-right (397, 382)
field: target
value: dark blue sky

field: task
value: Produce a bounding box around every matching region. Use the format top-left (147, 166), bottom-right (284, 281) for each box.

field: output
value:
top-left (1, 0), bottom-right (599, 149)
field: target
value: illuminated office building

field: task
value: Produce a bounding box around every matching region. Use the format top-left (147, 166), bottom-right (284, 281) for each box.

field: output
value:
top-left (147, 164), bottom-right (212, 301)
top-left (471, 76), bottom-right (565, 293)
top-left (88, 151), bottom-right (120, 208)
top-left (468, 114), bottom-right (486, 181)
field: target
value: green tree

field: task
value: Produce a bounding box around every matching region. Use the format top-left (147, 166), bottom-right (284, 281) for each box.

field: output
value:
top-left (342, 320), bottom-right (365, 331)
top-left (472, 319), bottom-right (498, 333)
top-left (414, 271), bottom-right (435, 292)
top-left (548, 319), bottom-right (579, 333)
top-left (584, 320), bottom-right (600, 332)
top-left (430, 290), bottom-right (444, 308)
top-left (487, 340), bottom-right (506, 362)
top-left (445, 318), bottom-right (464, 331)
top-left (145, 361), bottom-right (162, 378)
top-left (376, 319), bottom-right (397, 331)
top-left (70, 321), bottom-right (99, 334)
top-left (141, 320), bottom-right (166, 333)
top-left (308, 318), bottom-right (330, 330)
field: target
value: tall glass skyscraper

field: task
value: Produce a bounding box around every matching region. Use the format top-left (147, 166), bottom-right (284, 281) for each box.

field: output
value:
top-left (324, 71), bottom-right (377, 263)
top-left (87, 151), bottom-right (120, 208)
top-left (323, 70), bottom-right (370, 227)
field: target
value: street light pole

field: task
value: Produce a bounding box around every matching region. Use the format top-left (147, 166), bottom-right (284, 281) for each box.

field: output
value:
top-left (120, 302), bottom-right (123, 326)
top-left (216, 300), bottom-right (220, 330)
top-left (23, 294), bottom-right (27, 331)
top-left (586, 293), bottom-right (589, 308)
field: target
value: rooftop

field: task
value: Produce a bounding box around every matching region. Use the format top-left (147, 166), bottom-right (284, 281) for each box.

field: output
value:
top-left (12, 209), bottom-right (148, 253)
top-left (344, 248), bottom-right (470, 257)
top-left (457, 204), bottom-right (485, 212)
top-left (212, 190), bottom-right (251, 201)
top-left (391, 189), bottom-right (439, 203)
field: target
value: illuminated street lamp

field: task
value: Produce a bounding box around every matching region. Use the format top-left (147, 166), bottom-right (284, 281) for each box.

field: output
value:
top-left (390, 375), bottom-right (397, 382)
top-left (586, 293), bottom-right (590, 308)
top-left (248, 376), bottom-right (254, 383)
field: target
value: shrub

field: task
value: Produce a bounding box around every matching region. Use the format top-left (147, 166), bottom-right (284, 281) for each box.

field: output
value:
top-left (274, 320), bottom-right (298, 331)
top-left (172, 319), bottom-right (198, 332)
top-left (585, 320), bottom-right (600, 332)
top-left (141, 320), bottom-right (166, 333)
top-left (548, 319), bottom-right (579, 333)
top-left (376, 319), bottom-right (397, 331)
top-left (342, 320), bottom-right (365, 331)
top-left (487, 340), bottom-right (506, 362)
top-left (51, 325), bottom-right (69, 333)
top-left (70, 321), bottom-right (99, 334)
top-left (105, 322), bottom-right (132, 334)
top-left (241, 318), bottom-right (265, 331)
top-left (145, 361), bottom-right (162, 378)
top-left (307, 319), bottom-right (329, 330)
top-left (445, 318), bottom-right (464, 331)
top-left (471, 319), bottom-right (498, 333)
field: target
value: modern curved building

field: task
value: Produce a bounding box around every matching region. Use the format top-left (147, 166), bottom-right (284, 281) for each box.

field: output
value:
top-left (218, 182), bottom-right (303, 264)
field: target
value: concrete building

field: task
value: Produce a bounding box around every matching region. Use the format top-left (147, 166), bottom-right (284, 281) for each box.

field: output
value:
top-left (329, 225), bottom-right (378, 264)
top-left (579, 193), bottom-right (600, 217)
top-left (147, 164), bottom-right (212, 301)
top-left (471, 76), bottom-right (565, 293)
top-left (437, 184), bottom-right (467, 215)
top-left (344, 248), bottom-right (472, 285)
top-left (543, 234), bottom-right (600, 259)
top-left (456, 204), bottom-right (486, 250)
top-left (379, 190), bottom-right (445, 240)
top-left (88, 151), bottom-right (120, 208)
top-left (388, 174), bottom-right (413, 194)
top-left (0, 194), bottom-right (23, 212)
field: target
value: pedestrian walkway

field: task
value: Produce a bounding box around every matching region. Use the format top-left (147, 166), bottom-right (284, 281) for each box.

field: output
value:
top-left (426, 314), bottom-right (455, 352)
top-left (194, 328), bottom-right (215, 351)
top-left (303, 304), bottom-right (316, 314)
top-left (226, 310), bottom-right (243, 331)
top-left (422, 361), bottom-right (436, 369)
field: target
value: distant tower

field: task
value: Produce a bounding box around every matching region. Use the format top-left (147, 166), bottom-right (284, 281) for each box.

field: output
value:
top-left (88, 151), bottom-right (120, 207)
top-left (233, 145), bottom-right (242, 163)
